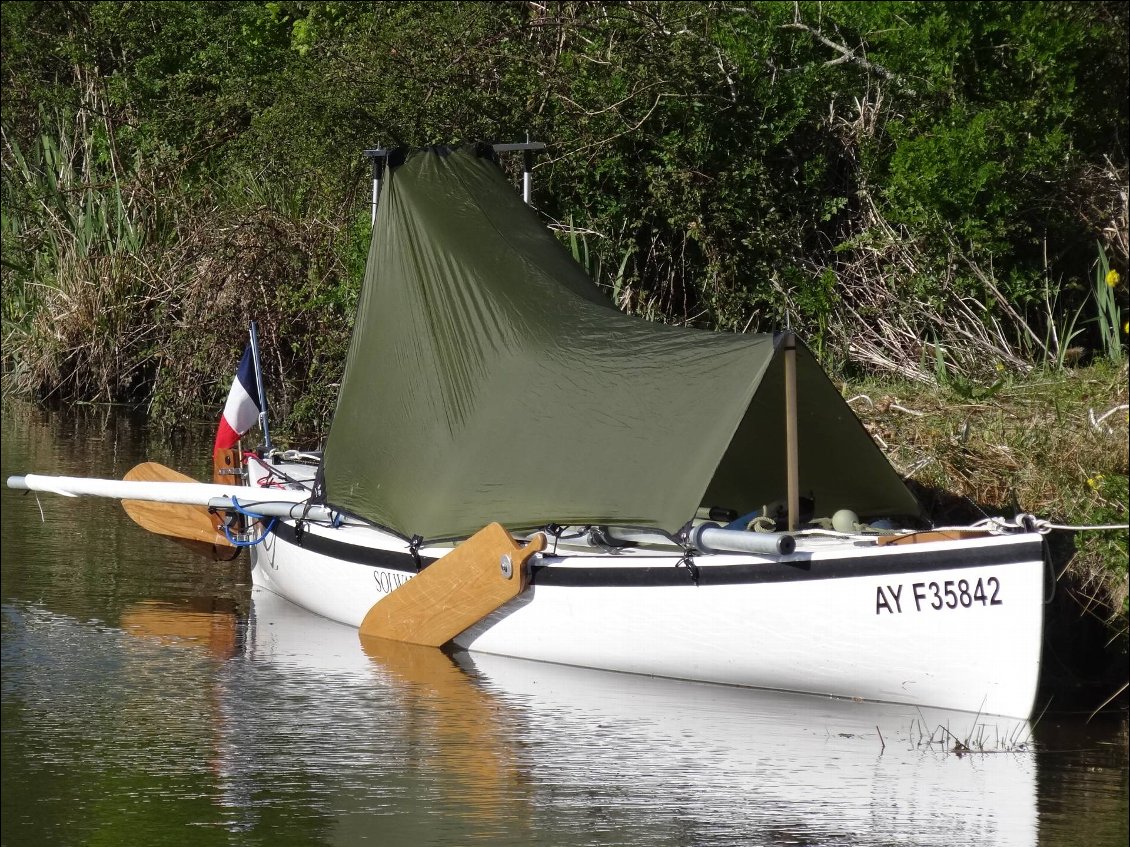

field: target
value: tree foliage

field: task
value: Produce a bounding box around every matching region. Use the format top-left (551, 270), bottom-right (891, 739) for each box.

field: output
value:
top-left (2, 1), bottom-right (1127, 431)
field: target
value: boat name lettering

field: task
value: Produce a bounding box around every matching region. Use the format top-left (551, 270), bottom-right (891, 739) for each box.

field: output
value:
top-left (875, 578), bottom-right (1002, 614)
top-left (373, 570), bottom-right (412, 595)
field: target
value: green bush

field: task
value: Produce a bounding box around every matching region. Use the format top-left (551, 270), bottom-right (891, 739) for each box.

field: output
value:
top-left (2, 1), bottom-right (1126, 412)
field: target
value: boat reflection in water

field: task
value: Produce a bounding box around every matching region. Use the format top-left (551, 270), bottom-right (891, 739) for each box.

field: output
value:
top-left (122, 587), bottom-right (1038, 846)
top-left (121, 598), bottom-right (242, 660)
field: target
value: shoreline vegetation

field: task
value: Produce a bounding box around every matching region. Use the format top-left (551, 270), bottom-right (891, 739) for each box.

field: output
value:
top-left (2, 3), bottom-right (1127, 698)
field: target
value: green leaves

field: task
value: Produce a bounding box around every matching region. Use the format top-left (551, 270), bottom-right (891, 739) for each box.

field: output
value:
top-left (1, 0), bottom-right (1126, 416)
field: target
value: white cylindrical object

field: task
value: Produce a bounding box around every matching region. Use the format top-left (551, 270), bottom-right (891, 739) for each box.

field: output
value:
top-left (8, 473), bottom-right (346, 523)
top-left (8, 473), bottom-right (307, 507)
top-left (204, 496), bottom-right (340, 522)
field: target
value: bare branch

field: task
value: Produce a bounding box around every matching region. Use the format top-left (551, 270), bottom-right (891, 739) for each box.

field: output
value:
top-left (780, 20), bottom-right (905, 89)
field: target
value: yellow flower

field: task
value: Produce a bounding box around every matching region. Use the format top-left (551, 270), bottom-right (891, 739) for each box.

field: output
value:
top-left (1106, 269), bottom-right (1121, 287)
top-left (1087, 474), bottom-right (1105, 490)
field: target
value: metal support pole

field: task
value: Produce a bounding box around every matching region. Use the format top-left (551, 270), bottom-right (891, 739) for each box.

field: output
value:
top-left (364, 148), bottom-right (388, 226)
top-left (249, 321), bottom-right (271, 451)
top-left (522, 149), bottom-right (533, 205)
top-left (490, 141), bottom-right (545, 206)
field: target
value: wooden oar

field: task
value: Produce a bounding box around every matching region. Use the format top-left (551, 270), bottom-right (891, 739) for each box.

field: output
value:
top-left (122, 462), bottom-right (236, 554)
top-left (8, 464), bottom-right (344, 559)
top-left (359, 523), bottom-right (547, 647)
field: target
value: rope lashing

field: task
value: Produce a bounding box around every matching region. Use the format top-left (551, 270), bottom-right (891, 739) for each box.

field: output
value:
top-left (970, 514), bottom-right (1129, 535)
top-left (220, 496), bottom-right (278, 547)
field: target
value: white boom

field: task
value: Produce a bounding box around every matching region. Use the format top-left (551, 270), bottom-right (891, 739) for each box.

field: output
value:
top-left (6, 474), bottom-right (338, 522)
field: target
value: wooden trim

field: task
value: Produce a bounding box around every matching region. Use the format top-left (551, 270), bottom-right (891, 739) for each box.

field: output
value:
top-left (877, 529), bottom-right (993, 546)
top-left (783, 332), bottom-right (799, 532)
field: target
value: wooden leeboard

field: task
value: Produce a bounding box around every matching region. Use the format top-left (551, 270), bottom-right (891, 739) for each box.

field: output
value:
top-left (359, 523), bottom-right (547, 647)
top-left (122, 462), bottom-right (234, 548)
top-left (213, 448), bottom-right (241, 485)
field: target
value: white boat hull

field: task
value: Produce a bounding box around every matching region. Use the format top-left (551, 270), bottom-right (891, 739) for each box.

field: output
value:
top-left (249, 493), bottom-right (1046, 719)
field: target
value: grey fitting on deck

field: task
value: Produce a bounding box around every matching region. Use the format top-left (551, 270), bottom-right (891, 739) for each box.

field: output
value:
top-left (690, 522), bottom-right (796, 556)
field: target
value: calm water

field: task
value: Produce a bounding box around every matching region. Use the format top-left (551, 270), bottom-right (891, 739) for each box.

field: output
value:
top-left (2, 401), bottom-right (1126, 847)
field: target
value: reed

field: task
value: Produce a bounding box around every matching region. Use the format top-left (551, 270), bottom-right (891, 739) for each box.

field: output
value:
top-left (1, 108), bottom-right (356, 435)
top-left (1093, 242), bottom-right (1124, 364)
top-left (778, 190), bottom-right (1127, 385)
top-left (564, 216), bottom-right (635, 313)
top-left (911, 717), bottom-right (1034, 755)
top-left (1, 115), bottom-right (165, 404)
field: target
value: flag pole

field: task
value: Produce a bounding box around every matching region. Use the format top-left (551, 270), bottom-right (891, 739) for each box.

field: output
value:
top-left (249, 321), bottom-right (271, 452)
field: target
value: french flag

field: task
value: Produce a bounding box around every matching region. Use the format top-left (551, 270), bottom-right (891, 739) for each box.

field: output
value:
top-left (213, 345), bottom-right (261, 456)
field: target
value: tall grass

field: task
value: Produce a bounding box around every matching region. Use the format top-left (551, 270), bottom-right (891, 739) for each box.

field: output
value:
top-left (563, 216), bottom-right (637, 314)
top-left (1, 114), bottom-right (166, 403)
top-left (1, 108), bottom-right (354, 429)
top-left (850, 364), bottom-right (1128, 633)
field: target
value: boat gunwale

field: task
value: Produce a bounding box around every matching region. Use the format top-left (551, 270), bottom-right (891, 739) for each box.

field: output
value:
top-left (267, 520), bottom-right (1045, 588)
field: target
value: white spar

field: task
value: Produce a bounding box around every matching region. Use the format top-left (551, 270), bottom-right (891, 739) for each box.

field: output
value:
top-left (6, 473), bottom-right (338, 522)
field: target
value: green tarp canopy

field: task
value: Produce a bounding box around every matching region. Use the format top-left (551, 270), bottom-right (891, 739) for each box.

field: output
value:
top-left (320, 145), bottom-right (921, 541)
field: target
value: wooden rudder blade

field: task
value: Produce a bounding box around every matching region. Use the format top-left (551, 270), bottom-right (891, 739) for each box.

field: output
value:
top-left (121, 462), bottom-right (234, 550)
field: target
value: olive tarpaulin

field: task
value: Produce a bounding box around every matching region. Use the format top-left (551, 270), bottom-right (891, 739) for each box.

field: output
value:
top-left (319, 145), bottom-right (921, 541)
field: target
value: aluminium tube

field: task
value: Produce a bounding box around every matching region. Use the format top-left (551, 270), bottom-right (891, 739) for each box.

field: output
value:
top-left (364, 148), bottom-right (388, 225)
top-left (7, 473), bottom-right (340, 523)
top-left (690, 522), bottom-right (796, 556)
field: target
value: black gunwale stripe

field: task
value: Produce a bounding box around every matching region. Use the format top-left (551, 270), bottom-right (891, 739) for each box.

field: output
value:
top-left (270, 523), bottom-right (1043, 588)
top-left (272, 522), bottom-right (436, 571)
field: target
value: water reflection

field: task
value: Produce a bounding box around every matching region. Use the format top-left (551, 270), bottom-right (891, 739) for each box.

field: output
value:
top-left (3, 402), bottom-right (1125, 846)
top-left (247, 588), bottom-right (1039, 846)
top-left (121, 598), bottom-right (241, 659)
top-left (462, 652), bottom-right (1036, 846)
top-left (85, 587), bottom-right (1043, 845)
top-left (359, 634), bottom-right (531, 830)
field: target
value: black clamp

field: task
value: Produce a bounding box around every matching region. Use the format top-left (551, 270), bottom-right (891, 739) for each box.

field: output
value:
top-left (677, 552), bottom-right (700, 586)
top-left (408, 535), bottom-right (424, 572)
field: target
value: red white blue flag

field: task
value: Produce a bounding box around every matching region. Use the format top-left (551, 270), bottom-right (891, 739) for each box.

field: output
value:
top-left (213, 345), bottom-right (261, 456)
